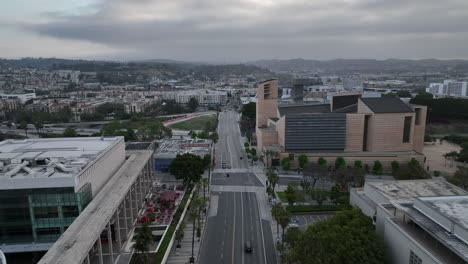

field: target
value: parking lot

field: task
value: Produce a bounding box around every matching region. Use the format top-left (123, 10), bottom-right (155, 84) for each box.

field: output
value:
top-left (289, 213), bottom-right (334, 231)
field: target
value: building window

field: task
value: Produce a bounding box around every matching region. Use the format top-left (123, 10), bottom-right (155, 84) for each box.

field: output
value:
top-left (409, 251), bottom-right (422, 264)
top-left (415, 109), bottom-right (421, 125)
top-left (34, 206), bottom-right (58, 219)
top-left (403, 116), bottom-right (412, 143)
top-left (363, 115), bottom-right (370, 151)
top-left (63, 206), bottom-right (79, 217)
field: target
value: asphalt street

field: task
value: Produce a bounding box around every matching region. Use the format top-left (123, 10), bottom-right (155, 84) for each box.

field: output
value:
top-left (199, 110), bottom-right (276, 264)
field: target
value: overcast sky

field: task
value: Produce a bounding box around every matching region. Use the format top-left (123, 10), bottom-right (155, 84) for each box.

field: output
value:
top-left (1, 0), bottom-right (468, 62)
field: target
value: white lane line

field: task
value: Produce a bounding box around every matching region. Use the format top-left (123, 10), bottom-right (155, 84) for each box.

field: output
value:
top-left (255, 193), bottom-right (268, 264)
top-left (227, 135), bottom-right (234, 168)
top-left (241, 192), bottom-right (245, 264)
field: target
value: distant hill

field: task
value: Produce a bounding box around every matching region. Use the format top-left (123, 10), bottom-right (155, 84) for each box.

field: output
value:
top-left (248, 58), bottom-right (468, 74)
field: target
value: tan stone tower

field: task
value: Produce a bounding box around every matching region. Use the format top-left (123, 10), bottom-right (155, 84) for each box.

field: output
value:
top-left (256, 79), bottom-right (278, 127)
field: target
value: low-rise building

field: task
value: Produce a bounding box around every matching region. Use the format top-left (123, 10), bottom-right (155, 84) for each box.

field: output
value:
top-left (351, 179), bottom-right (468, 264)
top-left (154, 139), bottom-right (212, 173)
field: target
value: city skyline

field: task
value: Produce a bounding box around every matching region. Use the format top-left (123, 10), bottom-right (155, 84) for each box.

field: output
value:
top-left (1, 0), bottom-right (468, 62)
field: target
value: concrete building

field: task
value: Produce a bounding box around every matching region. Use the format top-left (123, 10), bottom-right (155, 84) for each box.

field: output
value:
top-left (154, 139), bottom-right (212, 173)
top-left (351, 179), bottom-right (468, 264)
top-left (343, 78), bottom-right (364, 91)
top-left (0, 92), bottom-right (36, 104)
top-left (0, 137), bottom-right (125, 262)
top-left (427, 80), bottom-right (468, 98)
top-left (157, 90), bottom-right (228, 105)
top-left (255, 79), bottom-right (427, 169)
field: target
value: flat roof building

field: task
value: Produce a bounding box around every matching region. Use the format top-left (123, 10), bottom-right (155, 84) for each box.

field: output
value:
top-left (351, 179), bottom-right (468, 264)
top-left (154, 139), bottom-right (211, 173)
top-left (0, 137), bottom-right (125, 261)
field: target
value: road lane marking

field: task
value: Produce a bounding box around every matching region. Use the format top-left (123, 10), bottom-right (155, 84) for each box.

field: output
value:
top-left (255, 193), bottom-right (268, 264)
top-left (231, 192), bottom-right (237, 264)
top-left (241, 192), bottom-right (244, 264)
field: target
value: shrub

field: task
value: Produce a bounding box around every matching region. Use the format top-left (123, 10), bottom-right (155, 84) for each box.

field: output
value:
top-left (335, 157), bottom-right (346, 169)
top-left (433, 170), bottom-right (441, 177)
top-left (354, 160), bottom-right (362, 168)
top-left (372, 160), bottom-right (383, 175)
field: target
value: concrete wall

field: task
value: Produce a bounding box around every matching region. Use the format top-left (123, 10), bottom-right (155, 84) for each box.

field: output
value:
top-left (384, 218), bottom-right (442, 264)
top-left (277, 116), bottom-right (286, 148)
top-left (368, 113), bottom-right (415, 152)
top-left (76, 137), bottom-right (126, 195)
top-left (345, 114), bottom-right (365, 152)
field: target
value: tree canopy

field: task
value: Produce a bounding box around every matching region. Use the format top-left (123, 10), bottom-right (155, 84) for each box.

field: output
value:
top-left (188, 98), bottom-right (199, 112)
top-left (169, 153), bottom-right (205, 187)
top-left (287, 208), bottom-right (385, 264)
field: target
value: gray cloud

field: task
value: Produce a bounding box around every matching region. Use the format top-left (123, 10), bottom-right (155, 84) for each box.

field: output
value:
top-left (21, 0), bottom-right (468, 61)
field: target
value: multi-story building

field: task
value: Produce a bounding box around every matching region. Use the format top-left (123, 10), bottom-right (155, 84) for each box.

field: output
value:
top-left (156, 90), bottom-right (228, 105)
top-left (0, 137), bottom-right (125, 262)
top-left (255, 79), bottom-right (427, 169)
top-left (427, 80), bottom-right (468, 98)
top-left (351, 179), bottom-right (468, 264)
top-left (343, 78), bottom-right (364, 91)
top-left (0, 92), bottom-right (36, 104)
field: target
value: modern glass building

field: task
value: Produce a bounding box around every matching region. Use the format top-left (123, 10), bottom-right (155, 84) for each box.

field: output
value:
top-left (0, 184), bottom-right (92, 245)
top-left (0, 137), bottom-right (126, 263)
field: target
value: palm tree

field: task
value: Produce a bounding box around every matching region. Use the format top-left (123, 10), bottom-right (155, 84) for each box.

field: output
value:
top-left (201, 178), bottom-right (209, 200)
top-left (132, 222), bottom-right (153, 263)
top-left (267, 168), bottom-right (279, 193)
top-left (175, 222), bottom-right (185, 248)
top-left (278, 208), bottom-right (291, 246)
top-left (271, 203), bottom-right (283, 240)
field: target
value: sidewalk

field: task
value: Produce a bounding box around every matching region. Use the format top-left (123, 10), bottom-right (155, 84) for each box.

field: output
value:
top-left (165, 180), bottom-right (209, 264)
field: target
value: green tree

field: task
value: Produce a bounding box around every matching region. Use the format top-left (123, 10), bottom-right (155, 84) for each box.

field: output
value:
top-left (335, 157), bottom-right (346, 169)
top-left (284, 227), bottom-right (302, 248)
top-left (209, 132), bottom-right (219, 144)
top-left (285, 184), bottom-right (297, 206)
top-left (132, 223), bottom-right (153, 263)
top-left (188, 97), bottom-right (199, 112)
top-left (287, 208), bottom-right (385, 264)
top-left (447, 166), bottom-right (468, 190)
top-left (241, 102), bottom-right (256, 119)
top-left (63, 127), bottom-right (78, 137)
top-left (169, 153), bottom-right (205, 187)
top-left (278, 207), bottom-right (291, 246)
top-left (354, 160), bottom-right (362, 168)
top-left (19, 121), bottom-right (28, 137)
top-left (244, 142), bottom-right (250, 148)
top-left (298, 154), bottom-right (308, 171)
top-left (372, 160), bottom-right (383, 175)
top-left (281, 157), bottom-right (291, 171)
top-left (318, 157), bottom-right (327, 169)
top-left (311, 188), bottom-right (328, 206)
top-left (34, 121), bottom-right (43, 134)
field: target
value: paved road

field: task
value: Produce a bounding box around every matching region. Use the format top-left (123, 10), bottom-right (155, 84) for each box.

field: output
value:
top-left (199, 110), bottom-right (276, 264)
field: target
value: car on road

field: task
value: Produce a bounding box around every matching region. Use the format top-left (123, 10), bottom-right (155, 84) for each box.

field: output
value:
top-left (244, 241), bottom-right (252, 253)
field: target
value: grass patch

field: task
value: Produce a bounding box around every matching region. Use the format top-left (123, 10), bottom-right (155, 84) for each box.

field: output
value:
top-left (153, 187), bottom-right (192, 263)
top-left (169, 115), bottom-right (217, 131)
top-left (286, 204), bottom-right (351, 213)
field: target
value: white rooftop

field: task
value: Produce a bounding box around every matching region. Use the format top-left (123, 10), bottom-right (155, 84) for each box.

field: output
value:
top-left (0, 137), bottom-right (122, 189)
top-left (366, 179), bottom-right (467, 203)
top-left (418, 196), bottom-right (468, 231)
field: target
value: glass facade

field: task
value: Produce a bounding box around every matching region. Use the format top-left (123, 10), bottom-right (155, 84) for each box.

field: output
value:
top-left (0, 183), bottom-right (92, 244)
